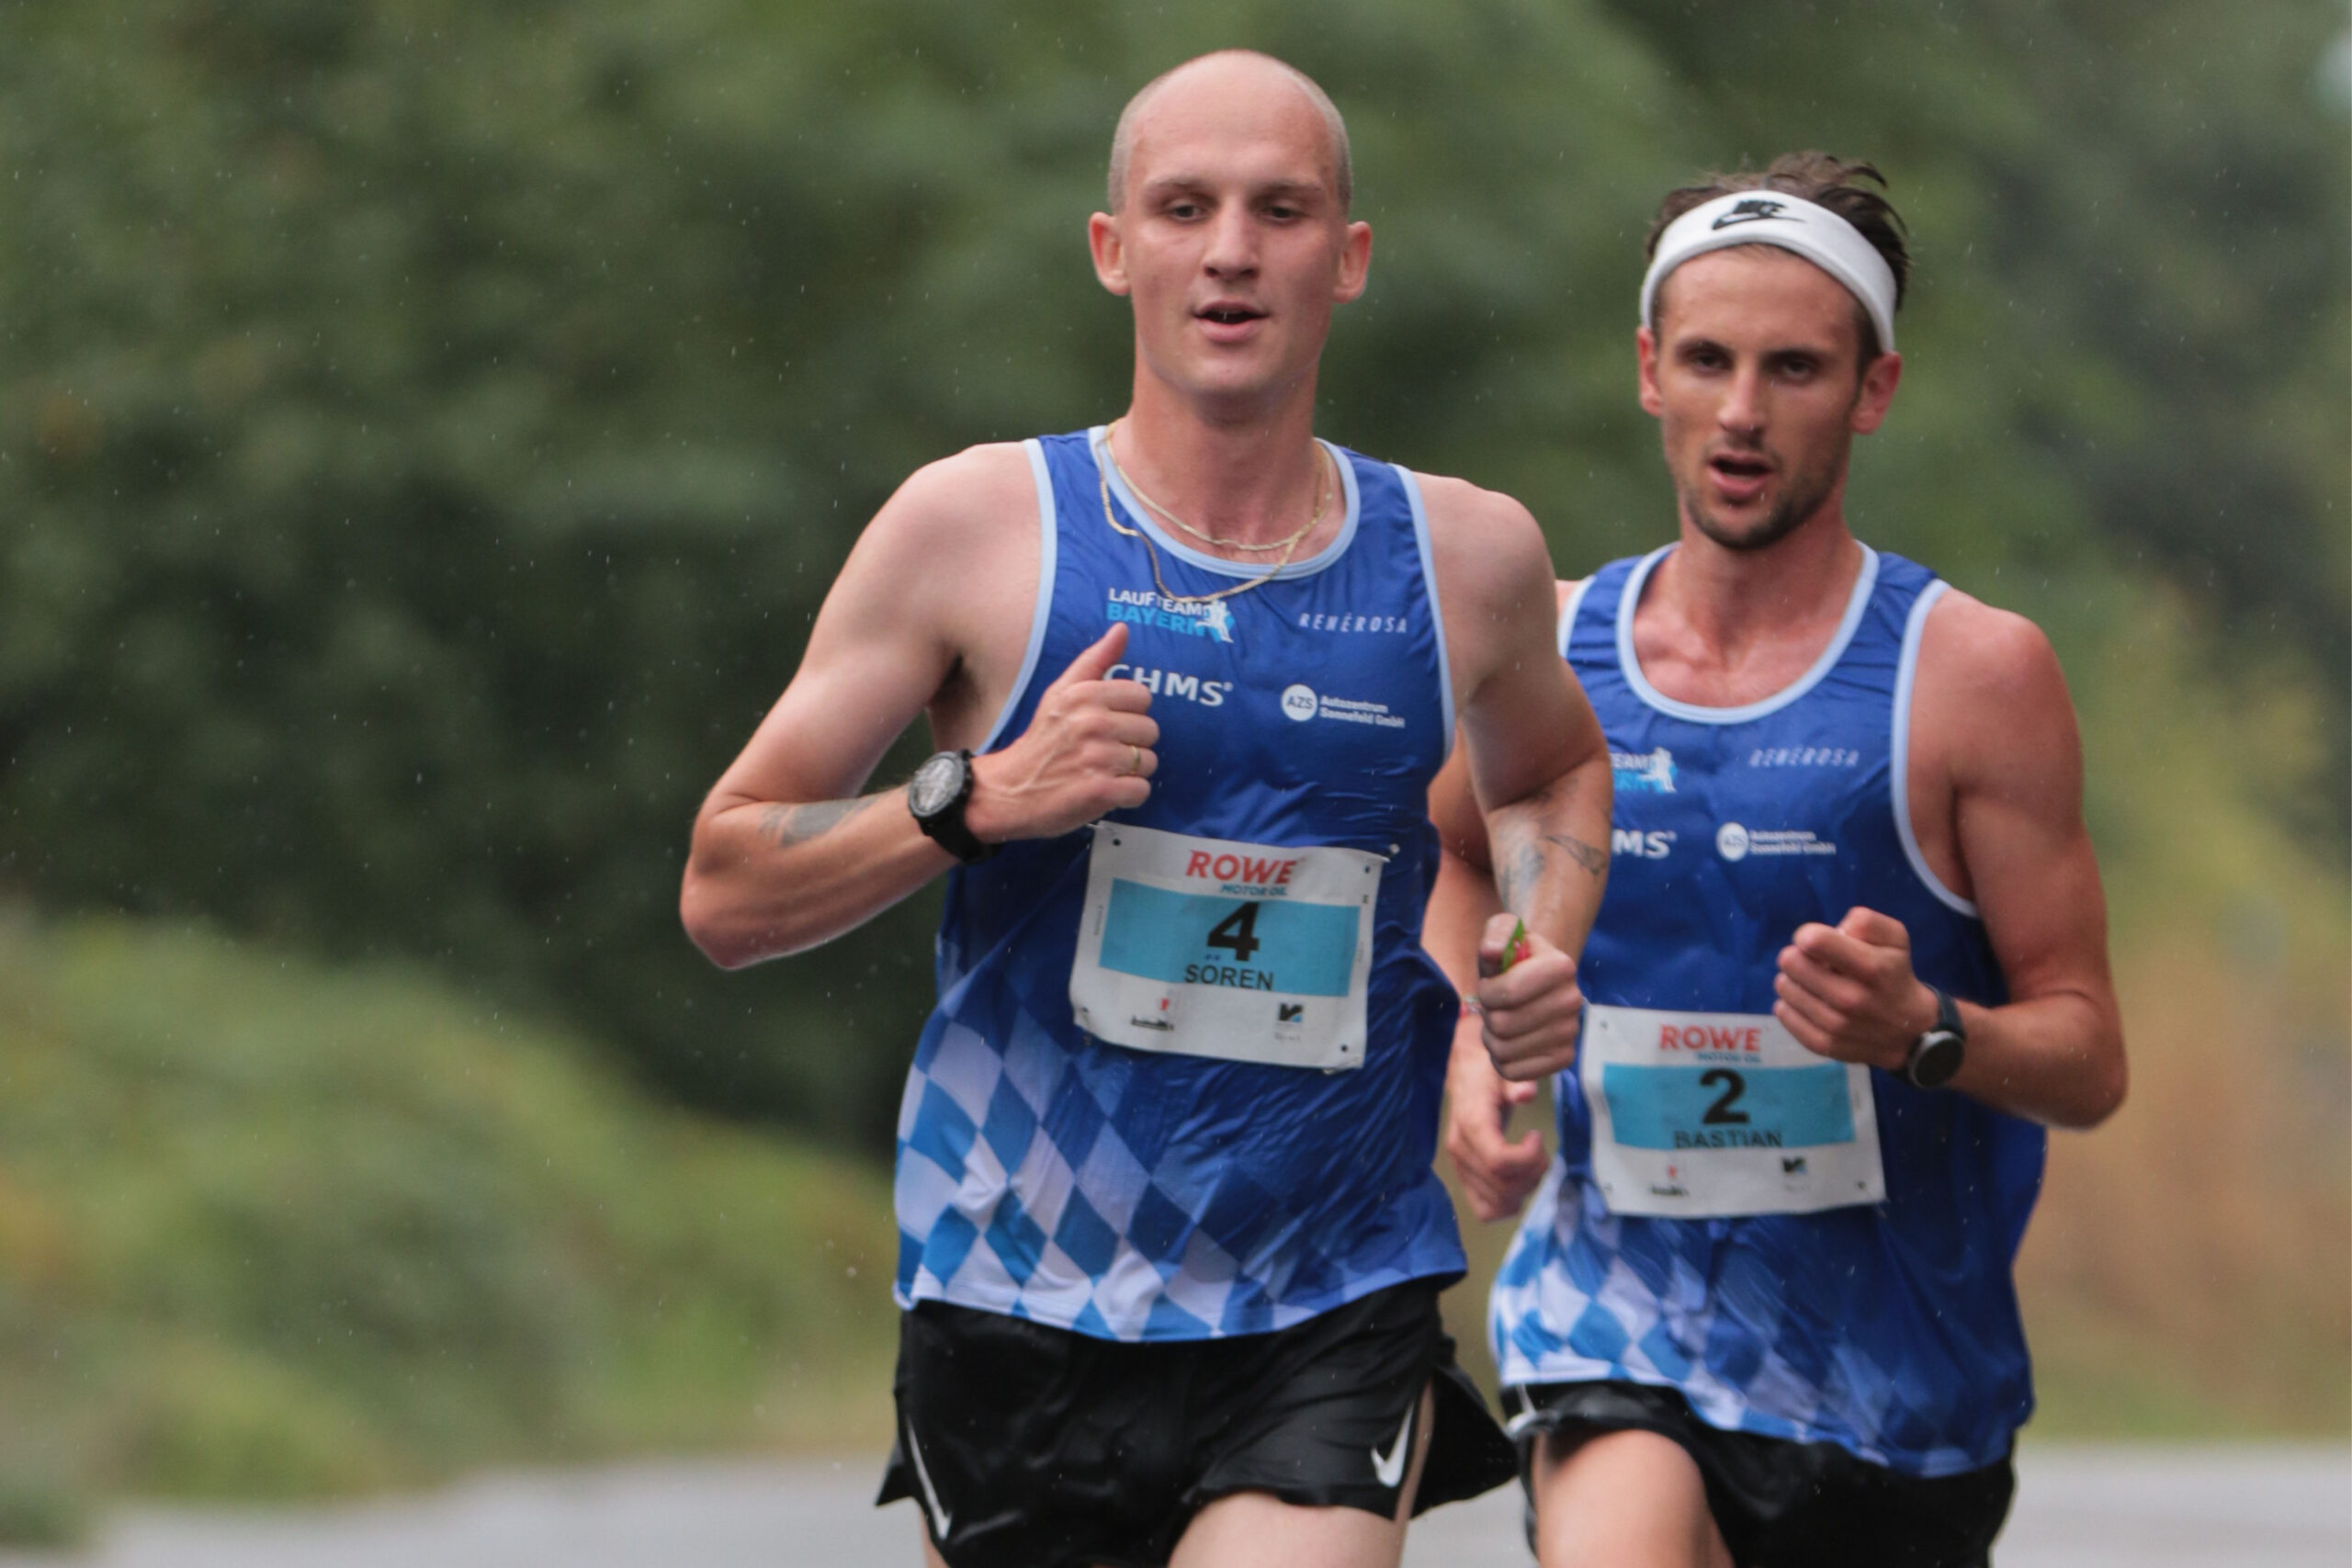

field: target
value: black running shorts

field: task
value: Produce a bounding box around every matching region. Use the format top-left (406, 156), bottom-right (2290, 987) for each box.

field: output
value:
top-left (876, 1280), bottom-right (1517, 1568)
top-left (1504, 1381), bottom-right (2015, 1568)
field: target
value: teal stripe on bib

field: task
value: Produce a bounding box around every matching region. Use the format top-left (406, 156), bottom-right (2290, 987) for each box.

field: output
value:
top-left (1600, 1063), bottom-right (1857, 1150)
top-left (1098, 881), bottom-right (1358, 997)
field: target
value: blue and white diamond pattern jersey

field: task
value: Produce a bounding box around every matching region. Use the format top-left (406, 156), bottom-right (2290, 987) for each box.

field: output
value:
top-left (891, 431), bottom-right (1465, 1342)
top-left (1491, 548), bottom-right (2045, 1478)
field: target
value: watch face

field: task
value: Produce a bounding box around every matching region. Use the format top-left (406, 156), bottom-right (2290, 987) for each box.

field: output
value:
top-left (1911, 1031), bottom-right (1965, 1089)
top-left (908, 753), bottom-right (962, 817)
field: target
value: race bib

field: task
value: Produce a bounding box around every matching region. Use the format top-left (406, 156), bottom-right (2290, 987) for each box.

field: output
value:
top-left (1580, 1004), bottom-right (1885, 1217)
top-left (1069, 823), bottom-right (1379, 1070)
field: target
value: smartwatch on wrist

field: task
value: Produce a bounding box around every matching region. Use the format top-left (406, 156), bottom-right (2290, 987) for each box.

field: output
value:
top-left (1904, 986), bottom-right (1966, 1089)
top-left (908, 750), bottom-right (997, 864)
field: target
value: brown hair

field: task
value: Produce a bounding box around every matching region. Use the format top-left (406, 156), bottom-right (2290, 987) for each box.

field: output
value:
top-left (1646, 152), bottom-right (1910, 360)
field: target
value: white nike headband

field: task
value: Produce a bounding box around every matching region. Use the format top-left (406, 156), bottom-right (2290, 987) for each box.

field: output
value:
top-left (1639, 190), bottom-right (1898, 354)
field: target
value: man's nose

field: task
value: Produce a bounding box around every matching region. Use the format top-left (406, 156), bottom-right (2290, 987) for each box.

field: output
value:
top-left (1717, 363), bottom-right (1765, 434)
top-left (1202, 205), bottom-right (1259, 276)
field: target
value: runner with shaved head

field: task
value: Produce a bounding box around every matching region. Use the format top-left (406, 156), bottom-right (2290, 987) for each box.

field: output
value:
top-left (682, 51), bottom-right (1610, 1568)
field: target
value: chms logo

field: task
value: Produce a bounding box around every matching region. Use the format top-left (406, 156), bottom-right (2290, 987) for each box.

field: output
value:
top-left (1711, 197), bottom-right (1791, 231)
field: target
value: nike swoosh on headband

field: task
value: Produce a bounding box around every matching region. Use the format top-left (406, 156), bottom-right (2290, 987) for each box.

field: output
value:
top-left (1640, 189), bottom-right (1898, 354)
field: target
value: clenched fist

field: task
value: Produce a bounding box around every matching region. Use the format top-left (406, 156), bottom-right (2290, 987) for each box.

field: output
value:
top-left (1470, 910), bottom-right (1585, 1082)
top-left (966, 623), bottom-right (1159, 843)
top-left (1774, 906), bottom-right (1937, 1073)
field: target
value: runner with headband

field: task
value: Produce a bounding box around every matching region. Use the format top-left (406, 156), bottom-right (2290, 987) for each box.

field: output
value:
top-left (681, 50), bottom-right (1611, 1568)
top-left (1428, 152), bottom-right (2126, 1567)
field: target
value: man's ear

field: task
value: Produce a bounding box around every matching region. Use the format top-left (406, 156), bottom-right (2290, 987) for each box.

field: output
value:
top-left (1332, 220), bottom-right (1373, 303)
top-left (1849, 350), bottom-right (1903, 434)
top-left (1635, 325), bottom-right (1665, 418)
top-left (1088, 210), bottom-right (1131, 297)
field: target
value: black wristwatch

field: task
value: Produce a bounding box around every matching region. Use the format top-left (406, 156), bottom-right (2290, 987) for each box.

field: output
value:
top-left (908, 750), bottom-right (997, 864)
top-left (1904, 986), bottom-right (1966, 1089)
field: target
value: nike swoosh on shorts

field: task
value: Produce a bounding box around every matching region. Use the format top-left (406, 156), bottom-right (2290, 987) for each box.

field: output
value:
top-left (1371, 1404), bottom-right (1415, 1489)
top-left (906, 1429), bottom-right (953, 1538)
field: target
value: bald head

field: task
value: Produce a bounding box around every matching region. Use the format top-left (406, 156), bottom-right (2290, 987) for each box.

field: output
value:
top-left (1107, 51), bottom-right (1352, 214)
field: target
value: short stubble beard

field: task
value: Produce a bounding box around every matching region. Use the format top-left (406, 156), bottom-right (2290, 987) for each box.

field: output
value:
top-left (1673, 387), bottom-right (1860, 552)
top-left (1678, 445), bottom-right (1841, 552)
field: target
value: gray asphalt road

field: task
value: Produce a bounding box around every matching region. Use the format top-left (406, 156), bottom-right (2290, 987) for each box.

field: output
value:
top-left (2, 1446), bottom-right (2340, 1566)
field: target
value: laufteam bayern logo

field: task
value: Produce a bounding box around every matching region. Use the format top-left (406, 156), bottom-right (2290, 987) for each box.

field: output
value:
top-left (1105, 588), bottom-right (1234, 644)
top-left (1612, 748), bottom-right (1677, 794)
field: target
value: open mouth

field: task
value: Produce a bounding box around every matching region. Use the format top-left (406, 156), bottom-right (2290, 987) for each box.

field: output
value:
top-left (1710, 452), bottom-right (1771, 479)
top-left (1195, 304), bottom-right (1267, 327)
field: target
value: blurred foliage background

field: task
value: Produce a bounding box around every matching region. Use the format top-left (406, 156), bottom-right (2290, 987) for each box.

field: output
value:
top-left (0, 0), bottom-right (2343, 1532)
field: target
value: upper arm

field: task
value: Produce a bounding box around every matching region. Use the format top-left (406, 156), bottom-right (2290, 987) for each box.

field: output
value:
top-left (1426, 577), bottom-right (1587, 869)
top-left (697, 444), bottom-right (1038, 818)
top-left (1915, 594), bottom-right (2116, 1013)
top-left (1416, 477), bottom-right (1603, 810)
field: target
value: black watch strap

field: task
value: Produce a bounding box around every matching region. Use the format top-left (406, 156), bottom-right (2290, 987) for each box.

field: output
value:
top-left (1931, 986), bottom-right (1962, 1039)
top-left (909, 750), bottom-right (997, 864)
top-left (1904, 986), bottom-right (1966, 1089)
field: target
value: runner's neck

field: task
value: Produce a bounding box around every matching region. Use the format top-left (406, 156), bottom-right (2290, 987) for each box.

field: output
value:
top-left (1636, 510), bottom-right (1866, 706)
top-left (1111, 382), bottom-right (1335, 558)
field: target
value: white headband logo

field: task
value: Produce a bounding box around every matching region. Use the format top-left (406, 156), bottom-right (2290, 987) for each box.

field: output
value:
top-left (1639, 190), bottom-right (1899, 354)
top-left (1709, 197), bottom-right (1792, 231)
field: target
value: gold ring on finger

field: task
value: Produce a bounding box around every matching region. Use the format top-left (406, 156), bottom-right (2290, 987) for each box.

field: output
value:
top-left (1125, 743), bottom-right (1143, 776)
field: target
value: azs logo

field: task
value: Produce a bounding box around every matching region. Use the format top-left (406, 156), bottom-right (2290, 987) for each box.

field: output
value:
top-left (1279, 682), bottom-right (1406, 728)
top-left (1109, 665), bottom-right (1231, 707)
top-left (1611, 829), bottom-right (1675, 860)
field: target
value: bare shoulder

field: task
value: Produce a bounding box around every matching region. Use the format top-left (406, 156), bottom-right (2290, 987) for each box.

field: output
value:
top-left (797, 441), bottom-right (1039, 686)
top-left (835, 443), bottom-right (1036, 607)
top-left (1412, 470), bottom-right (1544, 542)
top-left (1917, 588), bottom-right (2070, 703)
top-left (863, 442), bottom-right (1037, 555)
top-left (1410, 471), bottom-right (1553, 606)
top-left (1914, 587), bottom-right (2080, 778)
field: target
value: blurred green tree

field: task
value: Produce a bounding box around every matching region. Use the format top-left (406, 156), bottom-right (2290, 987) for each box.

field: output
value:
top-left (0, 0), bottom-right (2340, 1145)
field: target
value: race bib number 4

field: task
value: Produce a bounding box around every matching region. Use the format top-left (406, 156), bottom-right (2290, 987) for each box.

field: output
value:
top-left (1069, 823), bottom-right (1378, 1070)
top-left (1580, 1005), bottom-right (1885, 1217)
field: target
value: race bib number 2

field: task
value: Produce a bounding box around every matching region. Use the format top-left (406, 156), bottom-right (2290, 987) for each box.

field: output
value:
top-left (1581, 1004), bottom-right (1885, 1217)
top-left (1070, 823), bottom-right (1378, 1070)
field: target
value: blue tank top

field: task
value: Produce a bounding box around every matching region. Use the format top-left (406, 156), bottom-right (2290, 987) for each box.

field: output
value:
top-left (1489, 545), bottom-right (2046, 1476)
top-left (893, 429), bottom-right (1464, 1342)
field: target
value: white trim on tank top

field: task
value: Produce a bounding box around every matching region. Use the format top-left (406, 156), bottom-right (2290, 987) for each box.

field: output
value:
top-left (1556, 576), bottom-right (1595, 660)
top-left (978, 440), bottom-right (1063, 753)
top-left (1613, 542), bottom-right (1881, 725)
top-left (1394, 467), bottom-right (1455, 739)
top-left (1891, 579), bottom-right (1981, 917)
top-left (1088, 425), bottom-right (1362, 581)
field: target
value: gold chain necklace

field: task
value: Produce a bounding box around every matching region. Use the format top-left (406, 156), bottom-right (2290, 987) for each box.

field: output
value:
top-left (1092, 430), bottom-right (1331, 608)
top-left (1100, 420), bottom-right (1321, 554)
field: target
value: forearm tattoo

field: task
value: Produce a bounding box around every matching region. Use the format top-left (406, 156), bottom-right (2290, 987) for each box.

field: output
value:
top-left (1494, 837), bottom-right (1545, 916)
top-left (1487, 769), bottom-right (1608, 916)
top-left (1544, 831), bottom-right (1609, 876)
top-left (757, 793), bottom-right (883, 850)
